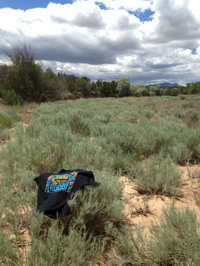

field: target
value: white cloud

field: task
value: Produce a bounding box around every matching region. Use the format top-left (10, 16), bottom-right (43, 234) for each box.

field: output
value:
top-left (48, 1), bottom-right (105, 28)
top-left (0, 0), bottom-right (200, 85)
top-left (93, 0), bottom-right (152, 12)
top-left (146, 0), bottom-right (200, 43)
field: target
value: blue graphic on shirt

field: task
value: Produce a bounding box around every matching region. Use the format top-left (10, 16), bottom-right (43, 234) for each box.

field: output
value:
top-left (44, 172), bottom-right (77, 194)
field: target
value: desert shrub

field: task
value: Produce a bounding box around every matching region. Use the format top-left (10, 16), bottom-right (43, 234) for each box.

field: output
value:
top-left (182, 129), bottom-right (200, 162)
top-left (27, 216), bottom-right (104, 266)
top-left (0, 123), bottom-right (73, 174)
top-left (2, 89), bottom-right (20, 105)
top-left (0, 128), bottom-right (11, 143)
top-left (181, 96), bottom-right (200, 110)
top-left (132, 117), bottom-right (200, 164)
top-left (88, 122), bottom-right (142, 173)
top-left (61, 171), bottom-right (125, 232)
top-left (163, 142), bottom-right (191, 165)
top-left (130, 154), bottom-right (182, 197)
top-left (160, 107), bottom-right (200, 128)
top-left (95, 112), bottom-right (117, 124)
top-left (100, 122), bottom-right (137, 154)
top-left (1, 96), bottom-right (200, 265)
top-left (148, 205), bottom-right (200, 265)
top-left (133, 118), bottom-right (185, 157)
top-left (0, 111), bottom-right (20, 128)
top-left (0, 103), bottom-right (125, 264)
top-left (111, 205), bottom-right (200, 266)
top-left (184, 109), bottom-right (200, 127)
top-left (152, 124), bottom-right (200, 164)
top-left (0, 111), bottom-right (13, 128)
top-left (107, 224), bottom-right (147, 265)
top-left (0, 231), bottom-right (22, 266)
top-left (69, 113), bottom-right (90, 137)
top-left (30, 97), bottom-right (200, 169)
top-left (159, 107), bottom-right (184, 120)
top-left (117, 109), bottom-right (139, 123)
top-left (138, 104), bottom-right (155, 119)
top-left (0, 152), bottom-right (125, 264)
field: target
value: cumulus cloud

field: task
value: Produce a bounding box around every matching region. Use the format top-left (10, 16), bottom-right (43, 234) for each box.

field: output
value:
top-left (93, 0), bottom-right (152, 12)
top-left (142, 0), bottom-right (200, 43)
top-left (0, 0), bottom-right (200, 84)
top-left (48, 1), bottom-right (105, 28)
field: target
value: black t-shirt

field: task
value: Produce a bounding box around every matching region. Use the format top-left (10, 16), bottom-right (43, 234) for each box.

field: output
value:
top-left (34, 169), bottom-right (100, 219)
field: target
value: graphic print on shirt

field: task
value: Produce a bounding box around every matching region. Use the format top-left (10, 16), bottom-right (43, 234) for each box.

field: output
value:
top-left (44, 171), bottom-right (78, 193)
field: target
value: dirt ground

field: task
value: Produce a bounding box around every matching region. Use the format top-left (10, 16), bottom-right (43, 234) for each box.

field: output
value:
top-left (120, 165), bottom-right (200, 233)
top-left (96, 166), bottom-right (200, 265)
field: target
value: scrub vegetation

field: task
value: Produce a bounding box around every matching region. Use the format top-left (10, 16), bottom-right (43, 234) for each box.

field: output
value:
top-left (0, 44), bottom-right (200, 106)
top-left (0, 95), bottom-right (200, 265)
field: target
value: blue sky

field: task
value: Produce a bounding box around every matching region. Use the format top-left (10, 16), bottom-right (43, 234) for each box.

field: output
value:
top-left (0, 0), bottom-right (70, 10)
top-left (132, 9), bottom-right (154, 22)
top-left (0, 0), bottom-right (200, 85)
top-left (0, 0), bottom-right (154, 21)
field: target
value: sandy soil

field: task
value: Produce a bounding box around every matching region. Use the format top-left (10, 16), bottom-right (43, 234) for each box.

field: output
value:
top-left (120, 165), bottom-right (200, 234)
top-left (96, 165), bottom-right (200, 265)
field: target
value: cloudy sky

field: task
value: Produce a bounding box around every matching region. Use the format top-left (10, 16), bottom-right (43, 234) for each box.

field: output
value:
top-left (0, 0), bottom-right (200, 85)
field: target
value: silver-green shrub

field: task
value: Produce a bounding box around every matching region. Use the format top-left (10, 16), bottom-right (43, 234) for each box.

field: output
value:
top-left (111, 205), bottom-right (200, 265)
top-left (130, 154), bottom-right (182, 197)
top-left (1, 95), bottom-right (200, 264)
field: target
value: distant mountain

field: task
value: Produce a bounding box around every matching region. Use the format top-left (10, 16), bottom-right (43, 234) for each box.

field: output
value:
top-left (147, 82), bottom-right (181, 87)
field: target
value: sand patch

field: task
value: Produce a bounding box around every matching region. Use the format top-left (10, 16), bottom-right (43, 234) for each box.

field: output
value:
top-left (120, 165), bottom-right (200, 234)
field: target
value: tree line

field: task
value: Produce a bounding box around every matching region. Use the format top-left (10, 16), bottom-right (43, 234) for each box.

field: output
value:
top-left (0, 44), bottom-right (199, 105)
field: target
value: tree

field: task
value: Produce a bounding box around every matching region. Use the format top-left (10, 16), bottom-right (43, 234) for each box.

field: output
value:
top-left (78, 77), bottom-right (92, 97)
top-left (0, 64), bottom-right (9, 85)
top-left (100, 80), bottom-right (117, 97)
top-left (2, 44), bottom-right (57, 102)
top-left (63, 74), bottom-right (79, 96)
top-left (190, 82), bottom-right (200, 94)
top-left (116, 77), bottom-right (131, 97)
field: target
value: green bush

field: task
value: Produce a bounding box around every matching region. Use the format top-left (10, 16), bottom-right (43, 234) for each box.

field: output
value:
top-left (111, 205), bottom-right (200, 265)
top-left (2, 89), bottom-right (20, 105)
top-left (3, 44), bottom-right (58, 103)
top-left (1, 96), bottom-right (200, 265)
top-left (69, 113), bottom-right (90, 137)
top-left (27, 216), bottom-right (104, 266)
top-left (0, 108), bottom-right (125, 264)
top-left (0, 231), bottom-right (22, 266)
top-left (0, 128), bottom-right (11, 142)
top-left (0, 111), bottom-right (20, 129)
top-left (127, 117), bottom-right (186, 159)
top-left (148, 205), bottom-right (200, 265)
top-left (130, 154), bottom-right (182, 197)
top-left (61, 171), bottom-right (125, 232)
top-left (116, 77), bottom-right (131, 97)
